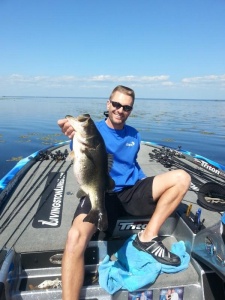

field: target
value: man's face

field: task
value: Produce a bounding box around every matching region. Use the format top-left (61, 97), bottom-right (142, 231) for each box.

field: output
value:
top-left (106, 91), bottom-right (133, 129)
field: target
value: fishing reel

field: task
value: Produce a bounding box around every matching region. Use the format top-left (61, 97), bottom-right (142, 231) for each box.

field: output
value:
top-left (39, 151), bottom-right (51, 160)
top-left (38, 149), bottom-right (69, 161)
top-left (50, 149), bottom-right (69, 161)
top-left (149, 147), bottom-right (174, 168)
top-left (149, 146), bottom-right (185, 168)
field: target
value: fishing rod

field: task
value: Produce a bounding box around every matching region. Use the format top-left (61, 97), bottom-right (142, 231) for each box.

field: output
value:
top-left (0, 149), bottom-right (69, 233)
top-left (149, 148), bottom-right (205, 190)
top-left (152, 145), bottom-right (225, 183)
top-left (0, 159), bottom-right (72, 253)
top-left (146, 141), bottom-right (225, 181)
top-left (148, 146), bottom-right (225, 189)
top-left (0, 151), bottom-right (54, 221)
top-left (0, 141), bottom-right (70, 194)
top-left (0, 160), bottom-right (58, 233)
top-left (148, 145), bottom-right (225, 214)
top-left (172, 155), bottom-right (224, 186)
top-left (169, 160), bottom-right (208, 192)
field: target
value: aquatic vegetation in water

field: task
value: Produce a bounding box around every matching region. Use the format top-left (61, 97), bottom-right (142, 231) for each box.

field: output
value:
top-left (16, 132), bottom-right (66, 145)
top-left (177, 128), bottom-right (188, 132)
top-left (7, 156), bottom-right (23, 162)
top-left (17, 135), bottom-right (32, 143)
top-left (162, 138), bottom-right (175, 142)
top-left (200, 130), bottom-right (215, 135)
top-left (129, 113), bottom-right (138, 118)
top-left (39, 133), bottom-right (65, 145)
top-left (0, 134), bottom-right (5, 143)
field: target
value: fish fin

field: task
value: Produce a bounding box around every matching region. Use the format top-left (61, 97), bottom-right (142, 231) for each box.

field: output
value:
top-left (83, 209), bottom-right (108, 231)
top-left (66, 150), bottom-right (75, 162)
top-left (107, 153), bottom-right (114, 172)
top-left (106, 176), bottom-right (115, 191)
top-left (76, 189), bottom-right (87, 198)
top-left (83, 148), bottom-right (96, 164)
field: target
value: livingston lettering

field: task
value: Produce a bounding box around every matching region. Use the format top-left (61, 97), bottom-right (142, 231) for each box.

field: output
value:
top-left (33, 172), bottom-right (66, 228)
top-left (38, 173), bottom-right (65, 226)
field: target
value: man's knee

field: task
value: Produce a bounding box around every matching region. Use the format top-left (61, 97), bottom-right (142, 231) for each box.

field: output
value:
top-left (65, 216), bottom-right (96, 253)
top-left (176, 169), bottom-right (191, 189)
top-left (65, 226), bottom-right (88, 253)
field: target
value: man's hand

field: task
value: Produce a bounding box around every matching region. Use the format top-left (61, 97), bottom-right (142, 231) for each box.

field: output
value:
top-left (57, 118), bottom-right (75, 139)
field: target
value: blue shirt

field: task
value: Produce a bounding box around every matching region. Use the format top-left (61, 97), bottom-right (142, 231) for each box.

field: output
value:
top-left (70, 119), bottom-right (146, 192)
top-left (96, 120), bottom-right (146, 192)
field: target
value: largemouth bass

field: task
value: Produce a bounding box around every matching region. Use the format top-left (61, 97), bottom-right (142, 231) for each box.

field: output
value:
top-left (66, 114), bottom-right (114, 231)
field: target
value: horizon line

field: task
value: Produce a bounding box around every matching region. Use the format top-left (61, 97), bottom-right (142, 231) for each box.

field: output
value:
top-left (0, 95), bottom-right (224, 101)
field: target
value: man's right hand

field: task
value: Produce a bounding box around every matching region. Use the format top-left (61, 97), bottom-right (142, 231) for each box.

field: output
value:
top-left (57, 118), bottom-right (75, 139)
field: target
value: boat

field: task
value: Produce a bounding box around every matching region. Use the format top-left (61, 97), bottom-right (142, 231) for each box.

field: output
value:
top-left (1, 138), bottom-right (225, 300)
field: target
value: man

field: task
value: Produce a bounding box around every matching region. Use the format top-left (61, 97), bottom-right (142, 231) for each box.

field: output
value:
top-left (140, 291), bottom-right (147, 300)
top-left (166, 289), bottom-right (172, 300)
top-left (58, 85), bottom-right (191, 300)
top-left (171, 289), bottom-right (179, 300)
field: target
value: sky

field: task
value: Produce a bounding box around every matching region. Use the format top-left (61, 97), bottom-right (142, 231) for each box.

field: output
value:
top-left (0, 0), bottom-right (225, 99)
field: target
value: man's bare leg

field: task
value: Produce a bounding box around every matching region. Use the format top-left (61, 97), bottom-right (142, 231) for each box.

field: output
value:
top-left (141, 169), bottom-right (191, 241)
top-left (62, 214), bottom-right (96, 300)
top-left (132, 170), bottom-right (191, 265)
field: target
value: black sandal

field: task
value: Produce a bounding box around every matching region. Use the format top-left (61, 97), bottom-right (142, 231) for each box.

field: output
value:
top-left (133, 234), bottom-right (181, 266)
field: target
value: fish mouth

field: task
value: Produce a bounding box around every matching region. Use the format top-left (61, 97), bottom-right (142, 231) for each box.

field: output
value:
top-left (65, 114), bottom-right (90, 122)
top-left (77, 114), bottom-right (90, 122)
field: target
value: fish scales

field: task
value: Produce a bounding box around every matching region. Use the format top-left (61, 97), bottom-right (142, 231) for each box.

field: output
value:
top-left (66, 114), bottom-right (114, 231)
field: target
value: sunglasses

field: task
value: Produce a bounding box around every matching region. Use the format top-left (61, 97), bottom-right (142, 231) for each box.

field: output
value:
top-left (109, 100), bottom-right (133, 112)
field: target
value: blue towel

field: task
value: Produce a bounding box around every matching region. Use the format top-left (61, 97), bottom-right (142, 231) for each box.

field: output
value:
top-left (98, 234), bottom-right (190, 294)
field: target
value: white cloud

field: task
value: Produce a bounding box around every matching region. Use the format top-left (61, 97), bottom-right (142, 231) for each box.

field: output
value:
top-left (182, 74), bottom-right (225, 86)
top-left (1, 73), bottom-right (171, 87)
top-left (161, 81), bottom-right (175, 86)
top-left (1, 73), bottom-right (225, 98)
top-left (88, 75), bottom-right (170, 83)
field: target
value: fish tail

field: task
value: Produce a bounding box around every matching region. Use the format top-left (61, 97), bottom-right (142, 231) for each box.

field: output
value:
top-left (83, 209), bottom-right (108, 231)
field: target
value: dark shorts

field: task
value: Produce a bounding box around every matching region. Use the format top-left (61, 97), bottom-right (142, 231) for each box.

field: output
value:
top-left (74, 177), bottom-right (156, 233)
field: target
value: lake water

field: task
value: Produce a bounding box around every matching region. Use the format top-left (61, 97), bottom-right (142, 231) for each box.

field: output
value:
top-left (0, 96), bottom-right (225, 179)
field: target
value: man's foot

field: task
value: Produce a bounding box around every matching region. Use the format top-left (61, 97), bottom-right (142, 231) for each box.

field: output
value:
top-left (133, 234), bottom-right (181, 266)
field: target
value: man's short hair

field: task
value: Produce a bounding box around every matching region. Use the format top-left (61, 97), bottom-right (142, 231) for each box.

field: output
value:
top-left (110, 85), bottom-right (135, 102)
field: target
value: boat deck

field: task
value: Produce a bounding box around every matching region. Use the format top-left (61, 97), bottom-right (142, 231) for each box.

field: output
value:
top-left (1, 142), bottom-right (225, 300)
top-left (0, 143), bottom-right (222, 253)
